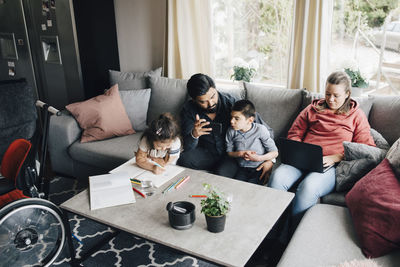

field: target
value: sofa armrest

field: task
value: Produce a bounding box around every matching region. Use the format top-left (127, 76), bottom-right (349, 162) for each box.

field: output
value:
top-left (48, 110), bottom-right (82, 176)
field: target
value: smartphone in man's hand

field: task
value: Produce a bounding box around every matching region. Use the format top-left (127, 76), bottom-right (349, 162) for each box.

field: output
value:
top-left (209, 122), bottom-right (222, 135)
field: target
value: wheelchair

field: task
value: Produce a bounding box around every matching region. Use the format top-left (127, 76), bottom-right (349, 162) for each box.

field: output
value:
top-left (0, 79), bottom-right (72, 267)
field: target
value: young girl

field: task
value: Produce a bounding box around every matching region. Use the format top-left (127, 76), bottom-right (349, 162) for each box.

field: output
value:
top-left (135, 113), bottom-right (181, 174)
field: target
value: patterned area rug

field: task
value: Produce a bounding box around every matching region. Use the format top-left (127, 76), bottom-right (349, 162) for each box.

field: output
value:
top-left (48, 176), bottom-right (218, 267)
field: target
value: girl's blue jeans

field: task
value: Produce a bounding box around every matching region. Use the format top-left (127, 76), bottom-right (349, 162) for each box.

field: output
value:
top-left (268, 163), bottom-right (336, 216)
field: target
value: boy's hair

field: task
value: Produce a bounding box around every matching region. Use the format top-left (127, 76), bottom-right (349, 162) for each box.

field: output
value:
top-left (141, 113), bottom-right (180, 150)
top-left (187, 73), bottom-right (216, 99)
top-left (317, 71), bottom-right (352, 114)
top-left (232, 100), bottom-right (256, 119)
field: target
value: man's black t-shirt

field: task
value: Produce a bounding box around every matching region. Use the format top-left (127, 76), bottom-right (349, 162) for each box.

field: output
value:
top-left (180, 92), bottom-right (273, 157)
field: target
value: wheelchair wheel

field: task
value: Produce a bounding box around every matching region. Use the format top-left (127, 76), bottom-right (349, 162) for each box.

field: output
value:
top-left (0, 198), bottom-right (66, 267)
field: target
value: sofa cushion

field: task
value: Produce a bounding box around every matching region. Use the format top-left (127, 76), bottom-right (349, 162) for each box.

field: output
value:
top-left (321, 192), bottom-right (346, 207)
top-left (346, 159), bottom-right (400, 258)
top-left (369, 95), bottom-right (400, 145)
top-left (109, 67), bottom-right (162, 90)
top-left (301, 90), bottom-right (374, 117)
top-left (119, 89), bottom-right (151, 131)
top-left (147, 76), bottom-right (188, 124)
top-left (335, 142), bottom-right (387, 192)
top-left (69, 133), bottom-right (142, 171)
top-left (277, 204), bottom-right (400, 267)
top-left (245, 84), bottom-right (303, 139)
top-left (66, 84), bottom-right (135, 143)
top-left (386, 137), bottom-right (400, 181)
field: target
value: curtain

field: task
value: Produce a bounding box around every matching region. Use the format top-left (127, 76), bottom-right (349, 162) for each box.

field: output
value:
top-left (164, 0), bottom-right (214, 79)
top-left (287, 0), bottom-right (333, 92)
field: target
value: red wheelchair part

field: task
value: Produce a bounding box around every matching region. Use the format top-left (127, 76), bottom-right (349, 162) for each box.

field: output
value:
top-left (0, 139), bottom-right (32, 207)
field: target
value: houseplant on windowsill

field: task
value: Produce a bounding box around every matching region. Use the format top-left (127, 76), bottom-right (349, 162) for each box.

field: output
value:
top-left (231, 58), bottom-right (258, 83)
top-left (344, 68), bottom-right (369, 97)
top-left (200, 183), bottom-right (231, 233)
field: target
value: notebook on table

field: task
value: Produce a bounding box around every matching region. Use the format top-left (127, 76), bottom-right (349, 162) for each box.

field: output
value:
top-left (278, 138), bottom-right (334, 173)
top-left (89, 172), bottom-right (135, 210)
top-left (110, 157), bottom-right (184, 188)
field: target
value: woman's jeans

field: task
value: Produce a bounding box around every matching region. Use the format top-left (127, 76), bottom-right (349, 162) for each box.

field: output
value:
top-left (268, 163), bottom-right (336, 216)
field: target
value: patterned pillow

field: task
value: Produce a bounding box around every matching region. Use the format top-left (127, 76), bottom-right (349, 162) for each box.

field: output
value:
top-left (335, 141), bottom-right (387, 192)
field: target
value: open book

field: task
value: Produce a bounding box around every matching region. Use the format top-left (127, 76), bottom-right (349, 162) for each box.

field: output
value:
top-left (110, 157), bottom-right (184, 188)
top-left (89, 172), bottom-right (135, 210)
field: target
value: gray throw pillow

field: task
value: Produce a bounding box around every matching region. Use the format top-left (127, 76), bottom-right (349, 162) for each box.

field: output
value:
top-left (336, 141), bottom-right (387, 192)
top-left (119, 89), bottom-right (151, 131)
top-left (245, 83), bottom-right (303, 139)
top-left (147, 76), bottom-right (188, 124)
top-left (109, 67), bottom-right (162, 90)
top-left (386, 137), bottom-right (400, 181)
top-left (370, 128), bottom-right (390, 150)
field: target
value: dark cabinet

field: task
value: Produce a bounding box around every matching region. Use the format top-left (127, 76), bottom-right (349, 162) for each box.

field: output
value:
top-left (0, 0), bottom-right (120, 109)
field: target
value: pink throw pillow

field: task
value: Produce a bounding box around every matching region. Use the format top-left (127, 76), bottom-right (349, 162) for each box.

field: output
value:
top-left (66, 84), bottom-right (135, 143)
top-left (346, 158), bottom-right (400, 258)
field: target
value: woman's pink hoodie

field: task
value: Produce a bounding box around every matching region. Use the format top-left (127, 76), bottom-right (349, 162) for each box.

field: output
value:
top-left (287, 99), bottom-right (376, 156)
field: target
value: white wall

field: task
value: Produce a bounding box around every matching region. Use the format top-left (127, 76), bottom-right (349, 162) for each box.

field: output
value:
top-left (114, 0), bottom-right (166, 72)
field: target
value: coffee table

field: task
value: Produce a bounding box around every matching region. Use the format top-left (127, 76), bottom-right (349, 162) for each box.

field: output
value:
top-left (61, 168), bottom-right (294, 267)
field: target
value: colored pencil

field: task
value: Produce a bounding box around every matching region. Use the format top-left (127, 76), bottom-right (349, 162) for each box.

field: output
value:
top-left (130, 178), bottom-right (142, 184)
top-left (162, 181), bottom-right (176, 194)
top-left (132, 186), bottom-right (146, 198)
top-left (72, 233), bottom-right (83, 244)
top-left (175, 176), bottom-right (190, 189)
top-left (173, 176), bottom-right (187, 189)
top-left (189, 195), bottom-right (207, 198)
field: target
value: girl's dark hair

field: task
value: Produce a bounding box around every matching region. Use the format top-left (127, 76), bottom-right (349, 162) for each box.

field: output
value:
top-left (141, 113), bottom-right (180, 150)
top-left (187, 73), bottom-right (216, 99)
top-left (232, 100), bottom-right (255, 118)
top-left (317, 71), bottom-right (352, 114)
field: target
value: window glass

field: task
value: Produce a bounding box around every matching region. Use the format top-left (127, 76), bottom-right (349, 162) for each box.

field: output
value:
top-left (330, 0), bottom-right (400, 96)
top-left (212, 0), bottom-right (294, 86)
top-left (393, 23), bottom-right (400, 32)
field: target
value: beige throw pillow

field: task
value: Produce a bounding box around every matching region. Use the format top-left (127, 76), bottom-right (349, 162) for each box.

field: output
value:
top-left (66, 84), bottom-right (135, 143)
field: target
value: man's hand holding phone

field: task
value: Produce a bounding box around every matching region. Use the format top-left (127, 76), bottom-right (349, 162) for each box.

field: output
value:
top-left (192, 114), bottom-right (212, 138)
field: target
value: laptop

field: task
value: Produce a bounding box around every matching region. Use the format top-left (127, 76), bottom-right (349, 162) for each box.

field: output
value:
top-left (278, 138), bottom-right (334, 173)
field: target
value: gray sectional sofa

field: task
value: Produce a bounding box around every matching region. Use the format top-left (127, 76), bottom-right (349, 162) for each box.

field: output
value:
top-left (48, 76), bottom-right (400, 266)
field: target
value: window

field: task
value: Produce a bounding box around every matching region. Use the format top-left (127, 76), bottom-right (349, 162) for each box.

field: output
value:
top-left (212, 0), bottom-right (294, 86)
top-left (330, 0), bottom-right (400, 96)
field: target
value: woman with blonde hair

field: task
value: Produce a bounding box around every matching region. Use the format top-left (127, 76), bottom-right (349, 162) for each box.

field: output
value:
top-left (268, 71), bottom-right (375, 217)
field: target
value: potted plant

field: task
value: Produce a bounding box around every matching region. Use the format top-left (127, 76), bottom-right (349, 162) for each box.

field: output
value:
top-left (344, 68), bottom-right (369, 97)
top-left (200, 183), bottom-right (231, 233)
top-left (231, 57), bottom-right (258, 83)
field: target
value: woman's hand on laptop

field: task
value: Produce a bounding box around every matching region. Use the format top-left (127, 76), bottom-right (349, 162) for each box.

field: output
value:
top-left (323, 154), bottom-right (344, 167)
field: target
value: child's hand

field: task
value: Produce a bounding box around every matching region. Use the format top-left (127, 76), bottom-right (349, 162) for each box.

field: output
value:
top-left (152, 165), bottom-right (166, 175)
top-left (150, 157), bottom-right (166, 167)
top-left (243, 151), bottom-right (261, 161)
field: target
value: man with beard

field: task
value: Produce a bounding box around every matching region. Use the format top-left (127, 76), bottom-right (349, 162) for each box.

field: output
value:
top-left (178, 73), bottom-right (275, 180)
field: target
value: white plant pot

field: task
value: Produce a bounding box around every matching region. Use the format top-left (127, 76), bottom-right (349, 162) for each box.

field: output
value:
top-left (352, 87), bottom-right (363, 97)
